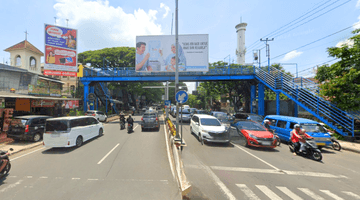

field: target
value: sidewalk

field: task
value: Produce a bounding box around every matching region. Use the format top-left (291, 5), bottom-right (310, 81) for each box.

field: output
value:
top-left (0, 115), bottom-right (120, 156)
top-left (338, 140), bottom-right (360, 154)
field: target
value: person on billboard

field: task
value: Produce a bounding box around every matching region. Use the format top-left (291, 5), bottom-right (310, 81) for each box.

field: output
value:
top-left (164, 44), bottom-right (186, 67)
top-left (165, 56), bottom-right (177, 72)
top-left (62, 30), bottom-right (77, 49)
top-left (47, 51), bottom-right (56, 64)
top-left (135, 42), bottom-right (152, 72)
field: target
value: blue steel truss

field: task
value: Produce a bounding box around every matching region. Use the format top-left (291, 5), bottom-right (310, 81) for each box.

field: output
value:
top-left (81, 65), bottom-right (358, 138)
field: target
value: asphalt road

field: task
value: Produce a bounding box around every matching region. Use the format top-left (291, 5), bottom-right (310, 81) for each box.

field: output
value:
top-left (174, 116), bottom-right (360, 200)
top-left (1, 114), bottom-right (181, 200)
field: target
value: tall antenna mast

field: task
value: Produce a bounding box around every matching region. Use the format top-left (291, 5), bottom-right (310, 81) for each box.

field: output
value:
top-left (54, 17), bottom-right (57, 25)
top-left (66, 19), bottom-right (69, 27)
top-left (171, 13), bottom-right (174, 35)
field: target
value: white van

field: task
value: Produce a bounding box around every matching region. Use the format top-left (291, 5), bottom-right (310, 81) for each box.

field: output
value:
top-left (43, 116), bottom-right (104, 148)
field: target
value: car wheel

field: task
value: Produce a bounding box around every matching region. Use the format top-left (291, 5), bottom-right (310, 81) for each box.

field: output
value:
top-left (99, 128), bottom-right (103, 136)
top-left (76, 136), bottom-right (83, 147)
top-left (33, 133), bottom-right (42, 142)
top-left (240, 134), bottom-right (248, 147)
top-left (190, 126), bottom-right (193, 134)
top-left (104, 118), bottom-right (107, 122)
top-left (199, 133), bottom-right (204, 145)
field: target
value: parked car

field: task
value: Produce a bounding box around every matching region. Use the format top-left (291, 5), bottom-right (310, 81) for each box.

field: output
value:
top-left (233, 113), bottom-right (264, 124)
top-left (43, 116), bottom-right (104, 148)
top-left (7, 115), bottom-right (52, 142)
top-left (230, 120), bottom-right (277, 148)
top-left (85, 110), bottom-right (107, 122)
top-left (263, 115), bottom-right (332, 149)
top-left (179, 109), bottom-right (192, 123)
top-left (190, 114), bottom-right (230, 145)
top-left (141, 111), bottom-right (159, 131)
top-left (211, 111), bottom-right (229, 123)
top-left (193, 110), bottom-right (208, 115)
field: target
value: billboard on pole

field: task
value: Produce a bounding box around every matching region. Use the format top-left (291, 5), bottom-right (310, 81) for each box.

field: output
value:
top-left (44, 24), bottom-right (77, 73)
top-left (135, 34), bottom-right (208, 72)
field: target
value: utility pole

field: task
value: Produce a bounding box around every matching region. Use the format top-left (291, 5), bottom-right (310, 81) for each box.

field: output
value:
top-left (260, 38), bottom-right (274, 73)
top-left (175, 0), bottom-right (180, 139)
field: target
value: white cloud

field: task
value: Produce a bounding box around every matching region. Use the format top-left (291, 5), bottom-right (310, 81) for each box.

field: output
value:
top-left (357, 0), bottom-right (360, 8)
top-left (160, 3), bottom-right (171, 19)
top-left (280, 50), bottom-right (303, 62)
top-left (54, 0), bottom-right (168, 50)
top-left (336, 39), bottom-right (354, 47)
top-left (354, 15), bottom-right (360, 30)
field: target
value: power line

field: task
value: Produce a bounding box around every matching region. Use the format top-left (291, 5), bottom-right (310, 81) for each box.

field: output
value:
top-left (297, 58), bottom-right (339, 74)
top-left (268, 22), bottom-right (359, 62)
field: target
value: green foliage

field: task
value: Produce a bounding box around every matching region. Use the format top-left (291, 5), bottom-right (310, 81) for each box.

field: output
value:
top-left (69, 109), bottom-right (84, 116)
top-left (315, 29), bottom-right (360, 111)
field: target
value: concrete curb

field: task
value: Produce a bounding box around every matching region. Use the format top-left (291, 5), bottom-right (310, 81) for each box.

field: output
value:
top-left (341, 146), bottom-right (360, 154)
top-left (7, 142), bottom-right (43, 156)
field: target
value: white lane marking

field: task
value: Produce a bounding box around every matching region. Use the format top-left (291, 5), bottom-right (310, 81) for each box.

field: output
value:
top-left (342, 191), bottom-right (360, 199)
top-left (0, 180), bottom-right (23, 193)
top-left (232, 143), bottom-right (280, 170)
top-left (8, 176), bottom-right (17, 178)
top-left (211, 166), bottom-right (282, 174)
top-left (162, 116), bottom-right (175, 179)
top-left (55, 177), bottom-right (63, 179)
top-left (39, 176), bottom-right (48, 179)
top-left (298, 188), bottom-right (325, 200)
top-left (236, 184), bottom-right (260, 200)
top-left (319, 190), bottom-right (344, 200)
top-left (133, 125), bottom-right (139, 130)
top-left (283, 170), bottom-right (347, 179)
top-left (72, 178), bottom-right (81, 180)
top-left (97, 143), bottom-right (120, 164)
top-left (88, 179), bottom-right (99, 181)
top-left (203, 164), bottom-right (236, 200)
top-left (256, 185), bottom-right (283, 200)
top-left (26, 176), bottom-right (33, 178)
top-left (277, 186), bottom-right (303, 200)
top-left (11, 147), bottom-right (45, 161)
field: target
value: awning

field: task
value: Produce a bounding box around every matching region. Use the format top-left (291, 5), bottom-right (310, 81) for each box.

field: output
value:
top-left (38, 76), bottom-right (65, 84)
top-left (0, 92), bottom-right (81, 101)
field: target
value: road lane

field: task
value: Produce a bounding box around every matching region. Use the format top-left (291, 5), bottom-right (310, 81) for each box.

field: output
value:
top-left (2, 115), bottom-right (181, 200)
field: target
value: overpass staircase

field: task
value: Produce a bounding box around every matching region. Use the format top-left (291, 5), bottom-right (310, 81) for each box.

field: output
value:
top-left (255, 66), bottom-right (360, 140)
top-left (93, 82), bottom-right (119, 115)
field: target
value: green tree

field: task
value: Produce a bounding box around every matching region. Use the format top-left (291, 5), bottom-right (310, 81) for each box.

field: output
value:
top-left (315, 29), bottom-right (360, 111)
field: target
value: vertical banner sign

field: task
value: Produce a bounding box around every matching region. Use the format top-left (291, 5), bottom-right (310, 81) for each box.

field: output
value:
top-left (135, 34), bottom-right (209, 72)
top-left (44, 24), bottom-right (78, 72)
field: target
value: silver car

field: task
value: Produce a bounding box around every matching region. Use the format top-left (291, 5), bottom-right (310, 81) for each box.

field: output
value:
top-left (141, 111), bottom-right (159, 131)
top-left (179, 109), bottom-right (192, 122)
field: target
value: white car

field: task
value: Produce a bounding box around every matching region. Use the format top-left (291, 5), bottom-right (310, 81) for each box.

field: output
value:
top-left (43, 116), bottom-right (104, 148)
top-left (85, 110), bottom-right (107, 122)
top-left (190, 114), bottom-right (230, 145)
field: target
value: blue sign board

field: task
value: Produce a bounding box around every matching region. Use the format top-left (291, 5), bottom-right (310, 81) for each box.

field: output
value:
top-left (164, 100), bottom-right (171, 107)
top-left (175, 91), bottom-right (188, 104)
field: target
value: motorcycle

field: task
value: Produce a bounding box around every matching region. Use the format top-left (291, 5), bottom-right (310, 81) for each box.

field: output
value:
top-left (289, 139), bottom-right (322, 161)
top-left (0, 148), bottom-right (13, 178)
top-left (267, 129), bottom-right (281, 146)
top-left (331, 137), bottom-right (341, 151)
top-left (120, 120), bottom-right (125, 130)
top-left (127, 123), bottom-right (133, 133)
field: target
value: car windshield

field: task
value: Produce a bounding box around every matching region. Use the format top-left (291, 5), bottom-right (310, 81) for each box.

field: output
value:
top-left (46, 120), bottom-right (68, 132)
top-left (200, 118), bottom-right (221, 126)
top-left (301, 124), bottom-right (326, 133)
top-left (86, 111), bottom-right (95, 114)
top-left (249, 115), bottom-right (264, 122)
top-left (180, 109), bottom-right (191, 114)
top-left (143, 114), bottom-right (156, 118)
top-left (197, 110), bottom-right (207, 114)
top-left (237, 121), bottom-right (267, 131)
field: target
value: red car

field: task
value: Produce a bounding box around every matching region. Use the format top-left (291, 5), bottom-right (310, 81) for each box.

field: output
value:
top-left (230, 121), bottom-right (277, 148)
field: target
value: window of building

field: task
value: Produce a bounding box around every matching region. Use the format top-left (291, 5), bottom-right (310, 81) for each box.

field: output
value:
top-left (15, 55), bottom-right (21, 66)
top-left (29, 57), bottom-right (36, 71)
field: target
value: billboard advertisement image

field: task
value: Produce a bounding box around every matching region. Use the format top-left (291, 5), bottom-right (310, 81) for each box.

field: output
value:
top-left (44, 24), bottom-right (77, 73)
top-left (135, 34), bottom-right (208, 72)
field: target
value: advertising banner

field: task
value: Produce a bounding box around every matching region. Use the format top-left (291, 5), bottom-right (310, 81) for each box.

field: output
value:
top-left (31, 100), bottom-right (56, 107)
top-left (64, 100), bottom-right (79, 109)
top-left (44, 46), bottom-right (77, 72)
top-left (44, 70), bottom-right (77, 77)
top-left (135, 34), bottom-right (208, 72)
top-left (44, 24), bottom-right (77, 73)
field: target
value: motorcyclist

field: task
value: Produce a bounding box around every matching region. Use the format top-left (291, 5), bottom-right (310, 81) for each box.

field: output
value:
top-left (119, 111), bottom-right (126, 129)
top-left (264, 119), bottom-right (271, 130)
top-left (290, 124), bottom-right (312, 155)
top-left (127, 114), bottom-right (134, 127)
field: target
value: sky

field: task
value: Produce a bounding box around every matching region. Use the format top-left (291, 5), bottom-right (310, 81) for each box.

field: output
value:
top-left (1, 0), bottom-right (360, 92)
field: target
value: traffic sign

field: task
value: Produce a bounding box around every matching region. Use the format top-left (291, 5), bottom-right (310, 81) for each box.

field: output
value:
top-left (88, 93), bottom-right (96, 101)
top-left (164, 100), bottom-right (171, 107)
top-left (175, 91), bottom-right (188, 104)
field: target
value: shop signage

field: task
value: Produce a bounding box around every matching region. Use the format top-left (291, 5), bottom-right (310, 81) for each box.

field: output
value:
top-left (64, 100), bottom-right (79, 109)
top-left (31, 100), bottom-right (56, 107)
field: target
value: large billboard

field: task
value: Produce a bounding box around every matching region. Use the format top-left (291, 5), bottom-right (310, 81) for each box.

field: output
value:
top-left (44, 24), bottom-right (78, 72)
top-left (135, 34), bottom-right (208, 72)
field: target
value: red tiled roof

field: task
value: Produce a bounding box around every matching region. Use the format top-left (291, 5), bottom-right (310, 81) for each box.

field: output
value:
top-left (4, 40), bottom-right (44, 56)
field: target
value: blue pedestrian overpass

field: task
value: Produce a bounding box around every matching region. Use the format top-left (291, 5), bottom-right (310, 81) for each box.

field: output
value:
top-left (80, 65), bottom-right (359, 140)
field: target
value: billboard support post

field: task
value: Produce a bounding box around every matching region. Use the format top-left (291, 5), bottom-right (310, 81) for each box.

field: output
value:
top-left (175, 0), bottom-right (180, 139)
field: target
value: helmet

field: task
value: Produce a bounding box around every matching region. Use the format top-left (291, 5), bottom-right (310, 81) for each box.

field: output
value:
top-left (264, 119), bottom-right (270, 124)
top-left (129, 114), bottom-right (132, 117)
top-left (294, 124), bottom-right (300, 129)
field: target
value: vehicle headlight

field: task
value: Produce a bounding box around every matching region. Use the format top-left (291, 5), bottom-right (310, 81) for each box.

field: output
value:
top-left (202, 130), bottom-right (208, 133)
top-left (249, 133), bottom-right (258, 139)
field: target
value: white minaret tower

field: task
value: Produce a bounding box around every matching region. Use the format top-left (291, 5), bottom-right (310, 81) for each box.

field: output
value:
top-left (235, 22), bottom-right (247, 65)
